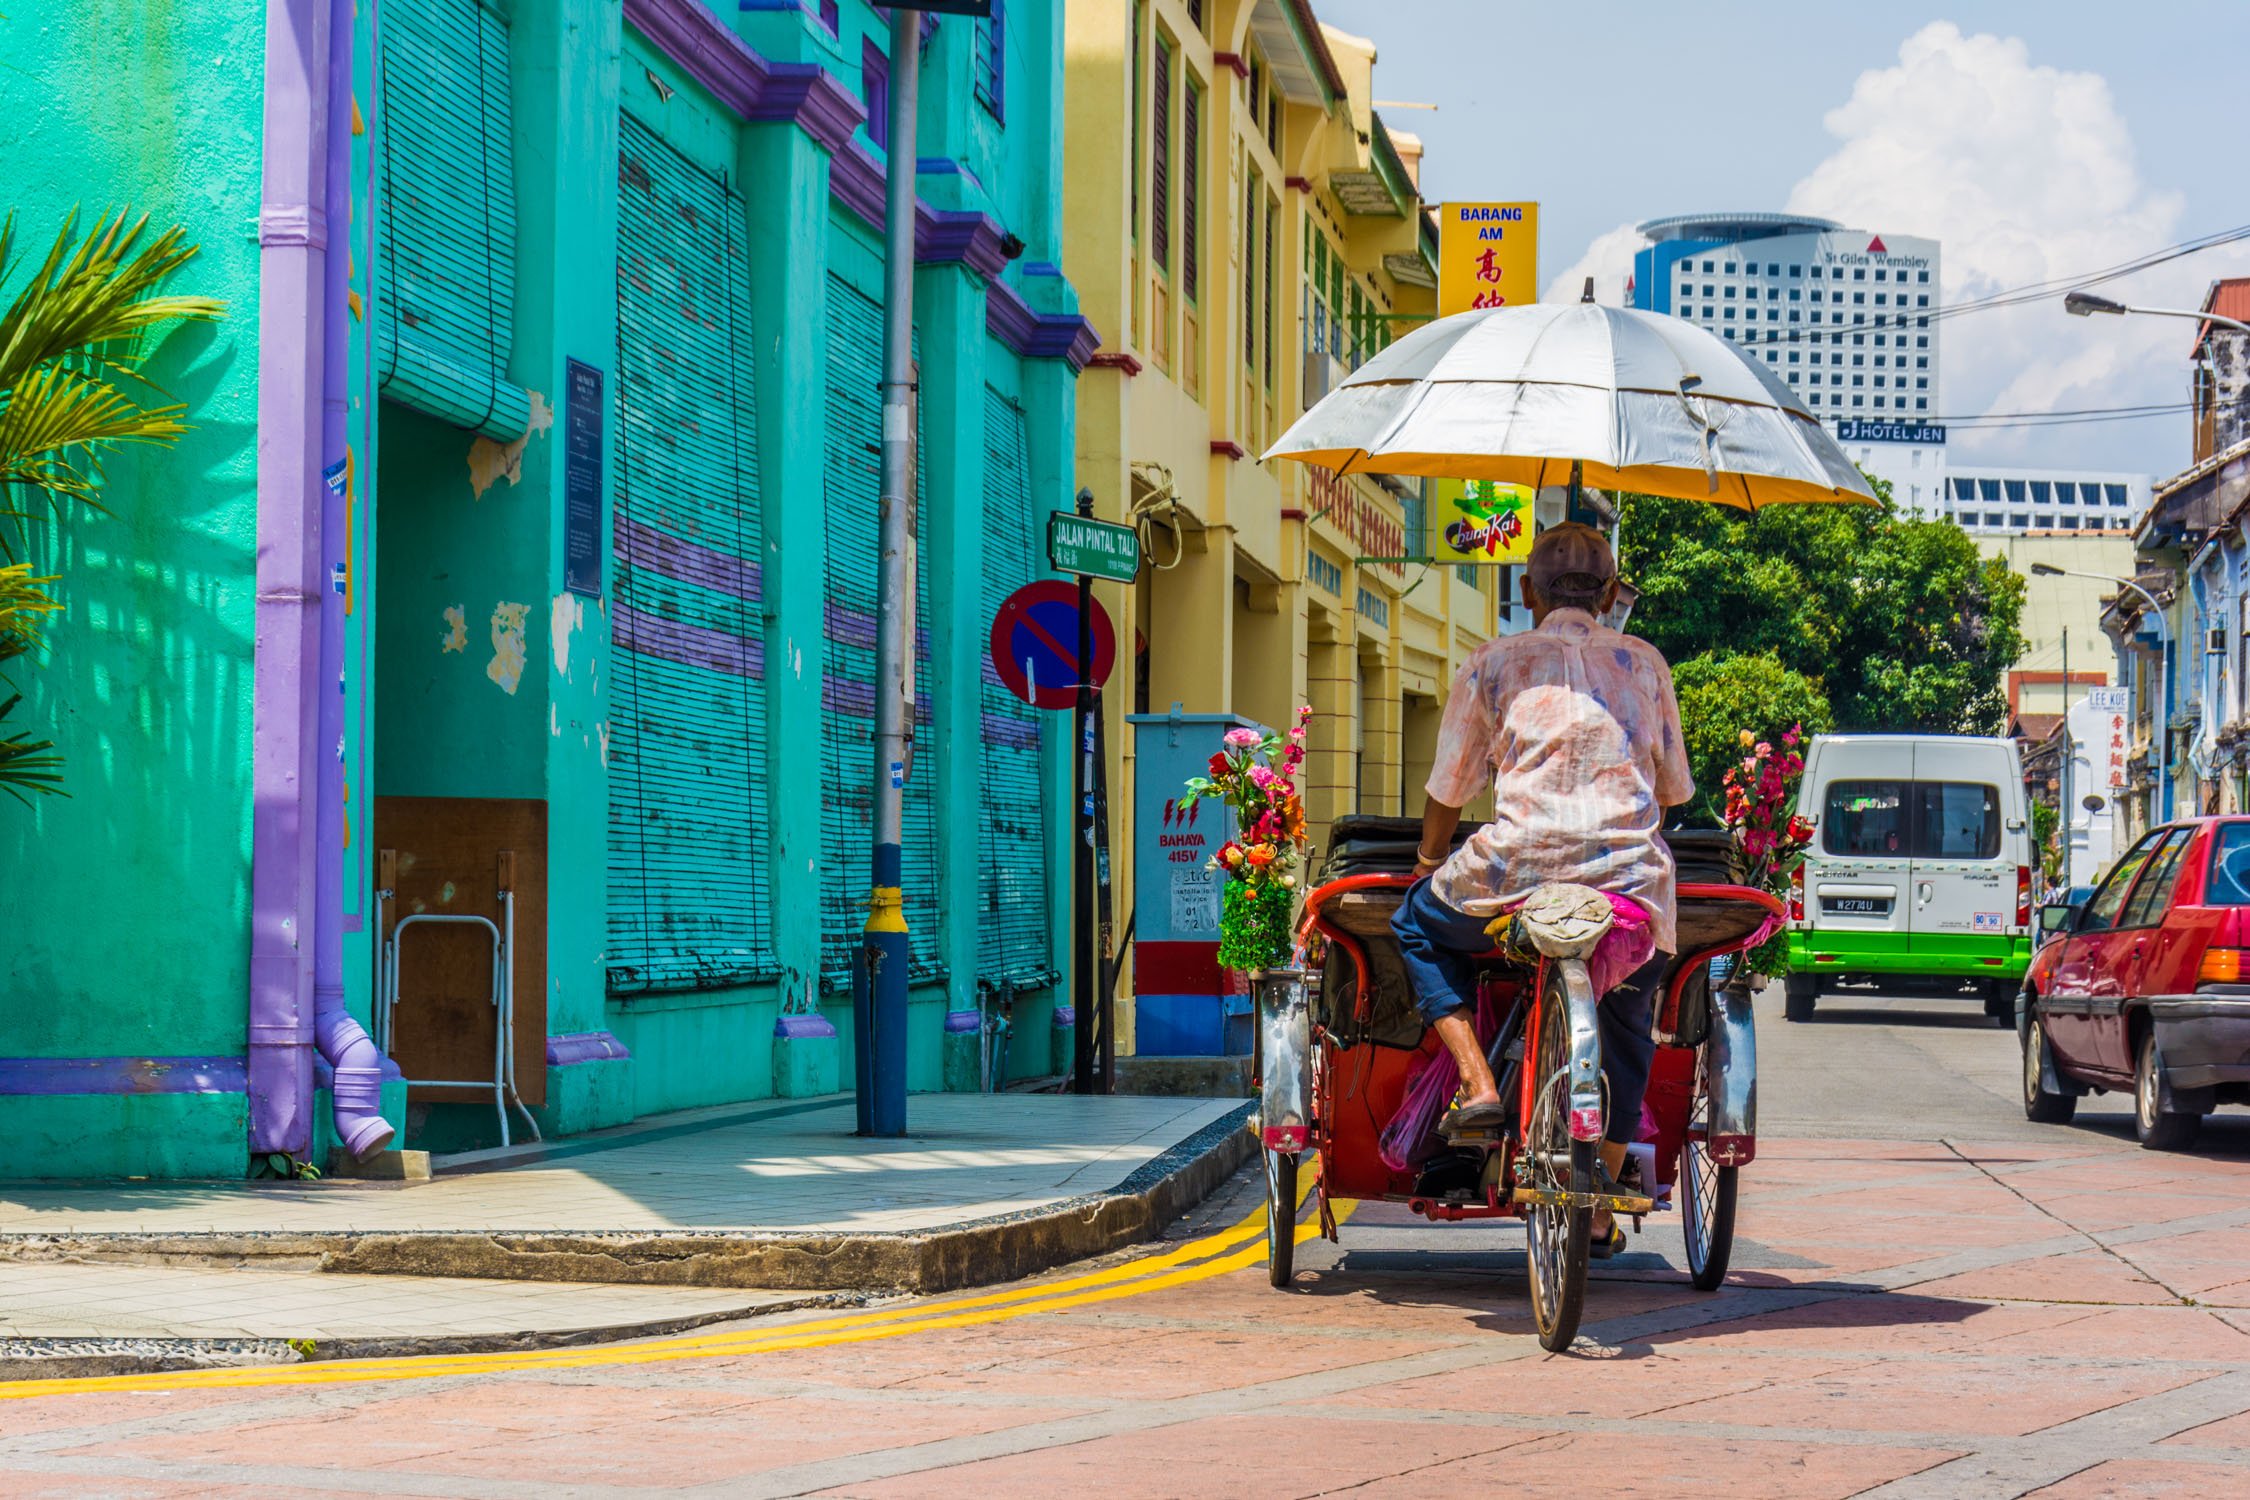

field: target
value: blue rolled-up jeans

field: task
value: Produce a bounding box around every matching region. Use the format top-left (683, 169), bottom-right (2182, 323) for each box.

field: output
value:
top-left (1389, 876), bottom-right (1669, 1147)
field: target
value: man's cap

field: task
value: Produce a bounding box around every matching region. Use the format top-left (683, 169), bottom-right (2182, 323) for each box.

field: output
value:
top-left (1527, 521), bottom-right (1618, 596)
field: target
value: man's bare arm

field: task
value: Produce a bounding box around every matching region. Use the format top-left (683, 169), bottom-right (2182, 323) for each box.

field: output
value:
top-left (1415, 797), bottom-right (1463, 879)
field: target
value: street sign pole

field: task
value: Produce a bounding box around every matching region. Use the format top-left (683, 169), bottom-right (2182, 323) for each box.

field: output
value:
top-left (1072, 487), bottom-right (1097, 1094)
top-left (857, 4), bottom-right (918, 1139)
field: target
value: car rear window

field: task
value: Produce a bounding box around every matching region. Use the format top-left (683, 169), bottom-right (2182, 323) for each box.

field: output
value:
top-left (2209, 823), bottom-right (2250, 905)
top-left (1821, 780), bottom-right (2000, 859)
top-left (1823, 781), bottom-right (1907, 856)
top-left (1916, 782), bottom-right (2001, 861)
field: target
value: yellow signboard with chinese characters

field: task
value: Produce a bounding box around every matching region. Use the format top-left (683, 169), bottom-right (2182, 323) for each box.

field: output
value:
top-left (1428, 479), bottom-right (1535, 564)
top-left (1438, 202), bottom-right (1539, 316)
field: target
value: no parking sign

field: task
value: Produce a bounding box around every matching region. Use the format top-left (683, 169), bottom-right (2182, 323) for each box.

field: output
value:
top-left (989, 580), bottom-right (1116, 711)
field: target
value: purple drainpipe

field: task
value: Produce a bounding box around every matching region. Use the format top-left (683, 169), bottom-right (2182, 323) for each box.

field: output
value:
top-left (251, 0), bottom-right (390, 1161)
top-left (317, 0), bottom-right (392, 1160)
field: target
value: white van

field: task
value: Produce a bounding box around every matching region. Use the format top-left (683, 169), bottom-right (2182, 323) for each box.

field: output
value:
top-left (1784, 735), bottom-right (2034, 1024)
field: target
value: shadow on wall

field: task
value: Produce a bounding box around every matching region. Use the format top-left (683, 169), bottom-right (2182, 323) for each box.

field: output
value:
top-left (0, 316), bottom-right (257, 1055)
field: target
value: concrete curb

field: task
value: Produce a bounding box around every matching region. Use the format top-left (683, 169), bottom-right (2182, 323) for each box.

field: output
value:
top-left (0, 1104), bottom-right (1258, 1295)
top-left (0, 1290), bottom-right (859, 1381)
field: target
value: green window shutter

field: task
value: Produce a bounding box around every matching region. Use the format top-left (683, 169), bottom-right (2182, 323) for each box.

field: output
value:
top-left (377, 0), bottom-right (532, 439)
top-left (978, 389), bottom-right (1052, 989)
top-left (606, 113), bottom-right (774, 993)
top-left (821, 275), bottom-right (943, 986)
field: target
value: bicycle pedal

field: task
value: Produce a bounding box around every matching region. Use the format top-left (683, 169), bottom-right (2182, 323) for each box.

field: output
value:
top-left (1443, 1124), bottom-right (1507, 1147)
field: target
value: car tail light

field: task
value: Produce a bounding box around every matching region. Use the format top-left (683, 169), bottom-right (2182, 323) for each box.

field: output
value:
top-left (2199, 948), bottom-right (2249, 985)
top-left (2016, 866), bottom-right (2031, 928)
top-left (1790, 862), bottom-right (1805, 923)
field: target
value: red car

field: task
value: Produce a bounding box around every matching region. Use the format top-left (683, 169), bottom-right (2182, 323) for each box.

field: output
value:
top-left (2021, 816), bottom-right (2250, 1150)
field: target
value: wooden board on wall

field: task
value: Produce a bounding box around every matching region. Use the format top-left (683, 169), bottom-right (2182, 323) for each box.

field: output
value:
top-left (375, 797), bottom-right (548, 1107)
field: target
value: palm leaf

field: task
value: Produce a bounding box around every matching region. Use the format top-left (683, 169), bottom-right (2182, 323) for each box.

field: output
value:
top-left (0, 210), bottom-right (223, 391)
top-left (0, 693), bottom-right (65, 800)
top-left (0, 562), bottom-right (59, 668)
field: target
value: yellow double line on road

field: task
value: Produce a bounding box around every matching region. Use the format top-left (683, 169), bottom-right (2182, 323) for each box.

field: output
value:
top-left (1, 1171), bottom-right (1352, 1402)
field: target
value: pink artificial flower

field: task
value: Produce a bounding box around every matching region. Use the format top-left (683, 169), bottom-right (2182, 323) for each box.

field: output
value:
top-left (1755, 741), bottom-right (1772, 758)
top-left (1248, 764), bottom-right (1279, 791)
top-left (1223, 727), bottom-right (1262, 749)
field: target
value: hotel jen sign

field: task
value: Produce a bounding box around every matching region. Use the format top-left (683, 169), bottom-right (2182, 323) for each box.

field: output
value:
top-left (1836, 419), bottom-right (1947, 445)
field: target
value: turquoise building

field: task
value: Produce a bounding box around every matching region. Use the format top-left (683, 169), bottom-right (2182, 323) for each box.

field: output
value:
top-left (0, 0), bottom-right (1090, 1176)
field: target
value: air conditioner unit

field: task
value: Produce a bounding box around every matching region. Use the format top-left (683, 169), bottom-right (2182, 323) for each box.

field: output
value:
top-left (2211, 626), bottom-right (2229, 655)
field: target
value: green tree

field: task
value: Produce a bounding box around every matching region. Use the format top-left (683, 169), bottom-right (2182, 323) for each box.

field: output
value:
top-left (1621, 473), bottom-right (2025, 736)
top-left (0, 208), bottom-right (221, 795)
top-left (1670, 651), bottom-right (1834, 825)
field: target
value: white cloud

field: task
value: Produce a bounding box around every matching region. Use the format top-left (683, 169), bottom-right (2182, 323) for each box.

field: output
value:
top-left (1551, 21), bottom-right (2248, 473)
top-left (1543, 221), bottom-right (1645, 309)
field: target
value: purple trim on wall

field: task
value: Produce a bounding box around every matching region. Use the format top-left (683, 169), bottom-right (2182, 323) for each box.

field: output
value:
top-left (626, 0), bottom-right (866, 152)
top-left (824, 601), bottom-right (932, 658)
top-left (1052, 1006), bottom-right (1076, 1027)
top-left (774, 1013), bottom-right (839, 1040)
top-left (944, 1010), bottom-right (981, 1034)
top-left (631, 0), bottom-right (1082, 343)
top-left (546, 1031), bottom-right (634, 1066)
top-left (825, 140), bottom-right (1009, 278)
top-left (980, 710), bottom-right (1040, 750)
top-left (917, 156), bottom-right (987, 197)
top-left (615, 600), bottom-right (767, 679)
top-left (986, 278), bottom-right (1100, 370)
top-left (617, 517), bottom-right (764, 603)
top-left (0, 1057), bottom-right (250, 1097)
top-left (822, 675), bottom-right (933, 722)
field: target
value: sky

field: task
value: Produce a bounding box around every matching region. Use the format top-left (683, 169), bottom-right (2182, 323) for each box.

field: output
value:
top-left (1316, 1), bottom-right (2250, 476)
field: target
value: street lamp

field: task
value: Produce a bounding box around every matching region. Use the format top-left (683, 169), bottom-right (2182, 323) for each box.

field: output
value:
top-left (2031, 562), bottom-right (2171, 822)
top-left (2064, 289), bottom-right (2250, 337)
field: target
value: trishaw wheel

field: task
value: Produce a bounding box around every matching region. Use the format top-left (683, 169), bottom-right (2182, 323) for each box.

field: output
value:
top-left (1525, 967), bottom-right (1592, 1352)
top-left (1264, 1149), bottom-right (1299, 1288)
top-left (1682, 1042), bottom-right (1738, 1292)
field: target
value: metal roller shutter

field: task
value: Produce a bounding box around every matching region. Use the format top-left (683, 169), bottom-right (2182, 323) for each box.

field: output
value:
top-left (977, 390), bottom-right (1052, 988)
top-left (606, 112), bottom-right (775, 994)
top-left (821, 275), bottom-right (942, 985)
top-left (376, 0), bottom-right (532, 439)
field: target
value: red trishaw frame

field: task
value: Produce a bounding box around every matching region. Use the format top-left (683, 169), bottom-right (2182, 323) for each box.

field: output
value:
top-left (1296, 873), bottom-right (1785, 1226)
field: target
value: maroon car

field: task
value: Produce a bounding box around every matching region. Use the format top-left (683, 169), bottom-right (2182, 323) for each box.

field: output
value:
top-left (2021, 817), bottom-right (2250, 1150)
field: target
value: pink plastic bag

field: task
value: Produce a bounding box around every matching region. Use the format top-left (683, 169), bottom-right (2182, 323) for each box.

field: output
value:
top-left (1377, 893), bottom-right (1657, 1172)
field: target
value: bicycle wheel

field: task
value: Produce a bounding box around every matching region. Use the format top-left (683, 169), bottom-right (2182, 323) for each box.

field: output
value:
top-left (1264, 1149), bottom-right (1299, 1288)
top-left (1524, 965), bottom-right (1593, 1352)
top-left (1680, 1041), bottom-right (1738, 1292)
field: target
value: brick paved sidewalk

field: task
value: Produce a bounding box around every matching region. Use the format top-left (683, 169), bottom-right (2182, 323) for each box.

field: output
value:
top-left (0, 1094), bottom-right (1246, 1362)
top-left (7, 1125), bottom-right (2250, 1495)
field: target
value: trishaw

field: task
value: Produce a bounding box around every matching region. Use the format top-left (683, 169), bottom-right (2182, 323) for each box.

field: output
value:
top-left (1251, 296), bottom-right (1876, 1351)
top-left (1255, 819), bottom-right (1783, 1351)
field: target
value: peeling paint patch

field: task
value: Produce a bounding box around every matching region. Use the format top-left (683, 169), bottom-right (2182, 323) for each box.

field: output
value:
top-left (439, 881), bottom-right (457, 904)
top-left (487, 602), bottom-right (530, 695)
top-left (551, 590), bottom-right (584, 678)
top-left (598, 721), bottom-right (611, 768)
top-left (441, 605), bottom-right (468, 654)
top-left (550, 703), bottom-right (560, 737)
top-left (466, 390), bottom-right (554, 499)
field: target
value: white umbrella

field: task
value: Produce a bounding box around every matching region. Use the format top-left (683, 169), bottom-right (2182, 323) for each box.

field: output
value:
top-left (1265, 301), bottom-right (1878, 510)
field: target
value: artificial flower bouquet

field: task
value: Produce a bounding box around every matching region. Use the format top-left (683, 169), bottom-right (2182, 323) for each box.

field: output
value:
top-left (1178, 707), bottom-right (1314, 972)
top-left (1721, 723), bottom-right (1813, 974)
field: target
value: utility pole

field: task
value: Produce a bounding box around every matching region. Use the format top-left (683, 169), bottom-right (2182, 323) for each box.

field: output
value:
top-left (1071, 488), bottom-right (1096, 1094)
top-left (855, 5), bottom-right (919, 1139)
top-left (2060, 628), bottom-right (2072, 888)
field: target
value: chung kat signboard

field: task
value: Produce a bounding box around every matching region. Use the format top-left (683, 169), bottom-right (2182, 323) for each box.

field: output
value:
top-left (1438, 202), bottom-right (1539, 317)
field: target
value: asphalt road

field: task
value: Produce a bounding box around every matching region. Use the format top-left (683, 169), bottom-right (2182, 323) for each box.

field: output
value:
top-left (9, 986), bottom-right (2250, 1497)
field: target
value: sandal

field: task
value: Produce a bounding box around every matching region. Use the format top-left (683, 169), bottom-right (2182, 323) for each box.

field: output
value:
top-left (1589, 1221), bottom-right (1629, 1259)
top-left (1439, 1099), bottom-right (1509, 1139)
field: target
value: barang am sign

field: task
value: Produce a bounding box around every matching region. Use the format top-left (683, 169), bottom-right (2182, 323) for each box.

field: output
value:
top-left (1438, 202), bottom-right (1539, 317)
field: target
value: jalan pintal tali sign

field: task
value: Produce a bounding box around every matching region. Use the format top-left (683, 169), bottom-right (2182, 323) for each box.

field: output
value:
top-left (1438, 201), bottom-right (1539, 317)
top-left (1048, 512), bottom-right (1141, 583)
